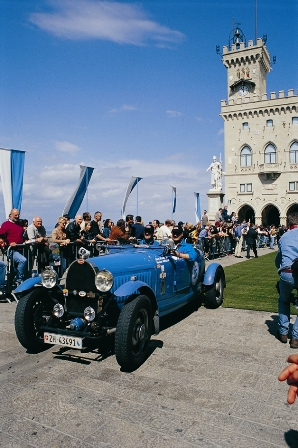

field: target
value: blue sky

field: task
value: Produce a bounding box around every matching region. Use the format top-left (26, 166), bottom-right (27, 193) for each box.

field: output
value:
top-left (0, 0), bottom-right (297, 230)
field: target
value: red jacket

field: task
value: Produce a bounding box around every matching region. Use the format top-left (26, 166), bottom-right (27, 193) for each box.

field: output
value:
top-left (0, 220), bottom-right (24, 245)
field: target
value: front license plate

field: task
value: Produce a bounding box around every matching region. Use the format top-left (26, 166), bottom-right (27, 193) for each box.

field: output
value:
top-left (44, 332), bottom-right (83, 349)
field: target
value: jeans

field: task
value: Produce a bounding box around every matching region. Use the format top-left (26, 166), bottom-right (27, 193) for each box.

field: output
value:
top-left (270, 236), bottom-right (276, 249)
top-left (225, 237), bottom-right (231, 253)
top-left (278, 272), bottom-right (298, 339)
top-left (0, 260), bottom-right (6, 286)
top-left (9, 250), bottom-right (27, 281)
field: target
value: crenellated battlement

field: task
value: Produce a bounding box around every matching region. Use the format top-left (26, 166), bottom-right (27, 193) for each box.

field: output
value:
top-left (223, 37), bottom-right (264, 55)
top-left (221, 89), bottom-right (297, 108)
top-left (222, 36), bottom-right (271, 99)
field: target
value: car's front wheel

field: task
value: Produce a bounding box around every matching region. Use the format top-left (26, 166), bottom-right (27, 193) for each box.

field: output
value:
top-left (15, 288), bottom-right (52, 352)
top-left (205, 268), bottom-right (224, 308)
top-left (115, 295), bottom-right (152, 371)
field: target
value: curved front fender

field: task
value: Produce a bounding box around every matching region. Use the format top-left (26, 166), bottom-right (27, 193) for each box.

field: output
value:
top-left (14, 276), bottom-right (42, 293)
top-left (203, 263), bottom-right (224, 286)
top-left (114, 280), bottom-right (154, 297)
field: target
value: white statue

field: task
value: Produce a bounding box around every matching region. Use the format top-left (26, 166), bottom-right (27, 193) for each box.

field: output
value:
top-left (206, 156), bottom-right (223, 190)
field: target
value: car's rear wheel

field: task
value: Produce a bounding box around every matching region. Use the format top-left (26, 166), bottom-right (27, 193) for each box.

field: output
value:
top-left (15, 288), bottom-right (52, 352)
top-left (115, 295), bottom-right (152, 371)
top-left (205, 268), bottom-right (224, 308)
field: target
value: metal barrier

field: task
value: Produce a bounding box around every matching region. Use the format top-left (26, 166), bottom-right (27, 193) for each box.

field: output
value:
top-left (1, 236), bottom-right (234, 303)
top-left (0, 242), bottom-right (95, 301)
top-left (197, 235), bottom-right (233, 260)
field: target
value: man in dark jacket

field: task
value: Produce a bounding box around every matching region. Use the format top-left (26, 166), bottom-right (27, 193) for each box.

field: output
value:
top-left (131, 216), bottom-right (145, 240)
top-left (245, 223), bottom-right (258, 259)
top-left (66, 215), bottom-right (83, 243)
top-left (65, 215), bottom-right (85, 263)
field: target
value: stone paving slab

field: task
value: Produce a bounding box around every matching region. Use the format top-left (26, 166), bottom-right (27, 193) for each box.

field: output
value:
top-left (1, 246), bottom-right (298, 447)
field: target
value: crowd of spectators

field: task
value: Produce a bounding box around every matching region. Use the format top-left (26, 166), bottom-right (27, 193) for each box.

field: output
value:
top-left (0, 207), bottom-right (284, 289)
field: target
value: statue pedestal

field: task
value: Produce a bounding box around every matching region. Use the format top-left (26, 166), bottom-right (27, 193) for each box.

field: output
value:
top-left (207, 190), bottom-right (225, 223)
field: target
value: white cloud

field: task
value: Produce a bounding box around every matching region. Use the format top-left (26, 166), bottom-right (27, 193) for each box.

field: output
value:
top-left (54, 141), bottom-right (81, 154)
top-left (166, 110), bottom-right (182, 118)
top-left (29, 0), bottom-right (185, 47)
top-left (108, 104), bottom-right (137, 114)
top-left (9, 154), bottom-right (210, 230)
top-left (218, 128), bottom-right (224, 135)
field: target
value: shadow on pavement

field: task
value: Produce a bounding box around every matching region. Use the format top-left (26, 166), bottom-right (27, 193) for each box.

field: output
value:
top-left (284, 429), bottom-right (298, 448)
top-left (53, 335), bottom-right (116, 364)
top-left (160, 297), bottom-right (203, 332)
top-left (265, 314), bottom-right (279, 337)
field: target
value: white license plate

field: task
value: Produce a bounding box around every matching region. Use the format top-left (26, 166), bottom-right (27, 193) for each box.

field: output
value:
top-left (44, 332), bottom-right (83, 349)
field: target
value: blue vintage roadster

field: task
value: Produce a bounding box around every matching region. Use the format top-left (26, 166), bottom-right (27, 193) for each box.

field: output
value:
top-left (14, 243), bottom-right (225, 371)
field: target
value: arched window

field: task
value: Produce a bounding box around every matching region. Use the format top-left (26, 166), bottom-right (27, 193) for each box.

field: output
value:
top-left (264, 144), bottom-right (276, 163)
top-left (290, 141), bottom-right (298, 164)
top-left (240, 146), bottom-right (252, 167)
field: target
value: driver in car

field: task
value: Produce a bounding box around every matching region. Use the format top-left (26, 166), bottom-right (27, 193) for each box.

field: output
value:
top-left (171, 226), bottom-right (198, 261)
top-left (137, 225), bottom-right (160, 246)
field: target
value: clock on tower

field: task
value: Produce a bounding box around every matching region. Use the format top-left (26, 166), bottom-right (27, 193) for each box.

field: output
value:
top-left (222, 25), bottom-right (270, 100)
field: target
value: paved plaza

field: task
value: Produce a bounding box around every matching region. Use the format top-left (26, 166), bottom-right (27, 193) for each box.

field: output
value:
top-left (1, 248), bottom-right (298, 447)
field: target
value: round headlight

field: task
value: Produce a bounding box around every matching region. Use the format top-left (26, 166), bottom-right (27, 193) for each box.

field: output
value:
top-left (41, 268), bottom-right (57, 288)
top-left (84, 306), bottom-right (96, 322)
top-left (53, 303), bottom-right (64, 318)
top-left (95, 269), bottom-right (113, 292)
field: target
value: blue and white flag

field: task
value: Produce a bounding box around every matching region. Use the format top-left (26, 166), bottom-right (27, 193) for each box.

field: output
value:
top-left (121, 176), bottom-right (142, 218)
top-left (227, 199), bottom-right (232, 215)
top-left (0, 148), bottom-right (25, 217)
top-left (62, 165), bottom-right (94, 219)
top-left (194, 192), bottom-right (201, 224)
top-left (171, 186), bottom-right (176, 214)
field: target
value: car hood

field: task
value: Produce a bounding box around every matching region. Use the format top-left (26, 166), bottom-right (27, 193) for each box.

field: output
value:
top-left (86, 247), bottom-right (162, 274)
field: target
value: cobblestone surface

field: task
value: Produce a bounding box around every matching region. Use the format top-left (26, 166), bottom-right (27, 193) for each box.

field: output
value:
top-left (1, 246), bottom-right (298, 447)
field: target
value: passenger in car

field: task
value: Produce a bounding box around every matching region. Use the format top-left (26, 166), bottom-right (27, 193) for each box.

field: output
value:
top-left (171, 226), bottom-right (198, 261)
top-left (137, 225), bottom-right (160, 246)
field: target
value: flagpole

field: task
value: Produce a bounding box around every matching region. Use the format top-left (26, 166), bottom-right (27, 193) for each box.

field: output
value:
top-left (136, 178), bottom-right (139, 216)
top-left (171, 188), bottom-right (173, 220)
top-left (86, 172), bottom-right (88, 212)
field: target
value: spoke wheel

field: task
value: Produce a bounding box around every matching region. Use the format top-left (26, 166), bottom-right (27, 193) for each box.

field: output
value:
top-left (205, 268), bottom-right (224, 308)
top-left (115, 295), bottom-right (152, 371)
top-left (15, 288), bottom-right (52, 352)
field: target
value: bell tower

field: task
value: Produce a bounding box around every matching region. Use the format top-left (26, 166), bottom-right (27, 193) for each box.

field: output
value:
top-left (222, 26), bottom-right (271, 101)
top-left (220, 26), bottom-right (298, 227)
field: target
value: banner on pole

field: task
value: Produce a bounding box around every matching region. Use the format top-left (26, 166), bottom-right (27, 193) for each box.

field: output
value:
top-left (0, 148), bottom-right (25, 217)
top-left (62, 165), bottom-right (94, 219)
top-left (121, 177), bottom-right (142, 219)
top-left (171, 185), bottom-right (176, 214)
top-left (227, 199), bottom-right (232, 215)
top-left (194, 192), bottom-right (201, 224)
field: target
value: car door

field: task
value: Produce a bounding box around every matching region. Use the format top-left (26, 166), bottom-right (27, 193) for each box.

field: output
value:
top-left (154, 254), bottom-right (175, 315)
top-left (172, 256), bottom-right (191, 292)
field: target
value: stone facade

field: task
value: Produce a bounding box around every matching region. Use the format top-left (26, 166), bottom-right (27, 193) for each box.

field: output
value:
top-left (220, 36), bottom-right (298, 225)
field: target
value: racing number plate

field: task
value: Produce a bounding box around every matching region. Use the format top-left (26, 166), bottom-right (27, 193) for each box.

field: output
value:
top-left (44, 332), bottom-right (83, 349)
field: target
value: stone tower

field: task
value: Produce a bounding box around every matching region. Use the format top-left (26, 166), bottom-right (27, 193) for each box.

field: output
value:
top-left (220, 27), bottom-right (298, 225)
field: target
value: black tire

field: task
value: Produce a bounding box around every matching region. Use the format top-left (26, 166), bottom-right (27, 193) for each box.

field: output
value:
top-left (115, 295), bottom-right (152, 371)
top-left (205, 268), bottom-right (224, 308)
top-left (14, 288), bottom-right (52, 352)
